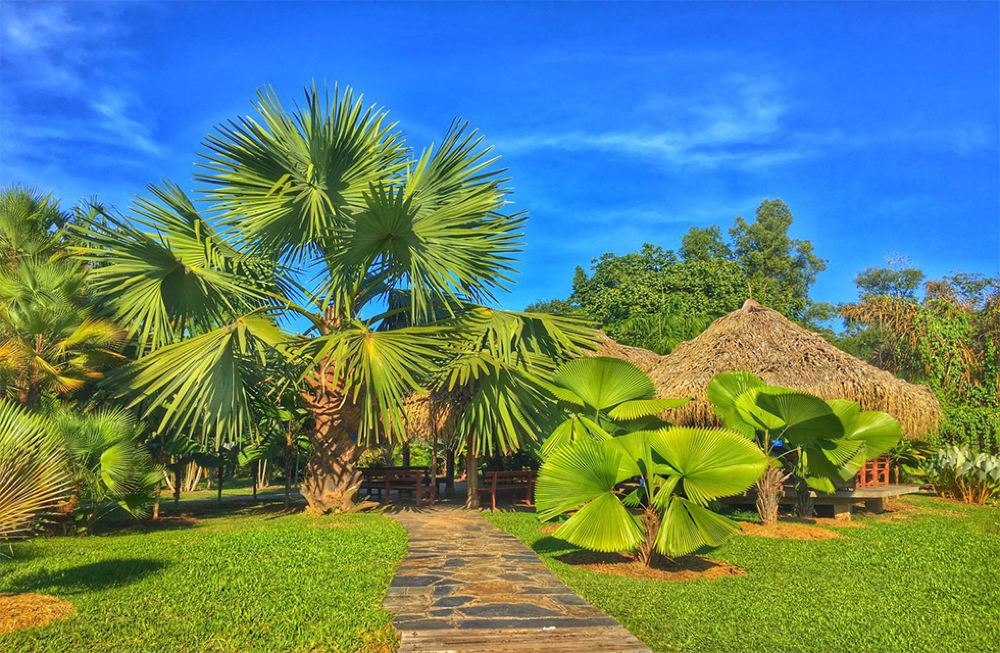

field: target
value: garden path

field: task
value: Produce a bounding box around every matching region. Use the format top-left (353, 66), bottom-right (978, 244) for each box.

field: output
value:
top-left (386, 507), bottom-right (650, 653)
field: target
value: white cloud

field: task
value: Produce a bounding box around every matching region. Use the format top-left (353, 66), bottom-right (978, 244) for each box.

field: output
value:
top-left (498, 75), bottom-right (806, 169)
top-left (497, 73), bottom-right (994, 168)
top-left (0, 2), bottom-right (163, 188)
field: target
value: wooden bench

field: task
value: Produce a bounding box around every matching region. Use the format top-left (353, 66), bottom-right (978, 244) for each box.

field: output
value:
top-left (361, 466), bottom-right (435, 506)
top-left (478, 470), bottom-right (536, 511)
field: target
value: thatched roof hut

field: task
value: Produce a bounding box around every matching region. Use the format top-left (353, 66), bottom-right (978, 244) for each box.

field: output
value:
top-left (647, 299), bottom-right (941, 437)
top-left (584, 332), bottom-right (661, 374)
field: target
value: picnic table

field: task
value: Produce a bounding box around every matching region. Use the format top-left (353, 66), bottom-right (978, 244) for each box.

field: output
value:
top-left (361, 466), bottom-right (436, 506)
top-left (477, 470), bottom-right (536, 510)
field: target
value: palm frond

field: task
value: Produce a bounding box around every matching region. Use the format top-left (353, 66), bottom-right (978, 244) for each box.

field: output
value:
top-left (0, 401), bottom-right (71, 540)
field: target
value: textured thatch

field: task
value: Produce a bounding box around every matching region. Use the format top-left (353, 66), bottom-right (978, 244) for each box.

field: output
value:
top-left (404, 390), bottom-right (461, 442)
top-left (584, 332), bottom-right (661, 374)
top-left (648, 299), bottom-right (941, 438)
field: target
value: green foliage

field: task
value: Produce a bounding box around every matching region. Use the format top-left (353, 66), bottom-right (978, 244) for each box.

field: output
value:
top-left (841, 273), bottom-right (999, 453)
top-left (855, 261), bottom-right (924, 301)
top-left (569, 244), bottom-right (748, 353)
top-left (729, 199), bottom-right (827, 319)
top-left (539, 356), bottom-right (687, 456)
top-left (0, 510), bottom-right (407, 652)
top-left (0, 188), bottom-right (125, 406)
top-left (54, 408), bottom-right (161, 531)
top-left (536, 358), bottom-right (760, 562)
top-left (707, 371), bottom-right (902, 516)
top-left (0, 187), bottom-right (71, 263)
top-left (922, 445), bottom-right (1000, 504)
top-left (487, 497), bottom-right (1000, 653)
top-left (0, 401), bottom-right (71, 541)
top-left (70, 84), bottom-right (593, 472)
top-left (531, 198), bottom-right (828, 353)
top-left (536, 427), bottom-right (766, 560)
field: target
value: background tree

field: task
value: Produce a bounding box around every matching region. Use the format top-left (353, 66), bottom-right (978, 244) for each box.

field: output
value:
top-left (729, 199), bottom-right (827, 319)
top-left (840, 271), bottom-right (999, 453)
top-left (855, 257), bottom-right (925, 301)
top-left (529, 198), bottom-right (827, 352)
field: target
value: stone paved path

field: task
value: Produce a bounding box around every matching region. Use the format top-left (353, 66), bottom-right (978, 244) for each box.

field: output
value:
top-left (385, 508), bottom-right (650, 653)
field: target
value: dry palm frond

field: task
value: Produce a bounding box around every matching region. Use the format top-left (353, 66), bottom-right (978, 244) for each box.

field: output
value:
top-left (0, 402), bottom-right (71, 540)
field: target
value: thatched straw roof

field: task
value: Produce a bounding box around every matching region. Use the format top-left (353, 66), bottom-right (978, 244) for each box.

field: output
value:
top-left (404, 390), bottom-right (461, 442)
top-left (647, 299), bottom-right (941, 437)
top-left (584, 332), bottom-right (661, 374)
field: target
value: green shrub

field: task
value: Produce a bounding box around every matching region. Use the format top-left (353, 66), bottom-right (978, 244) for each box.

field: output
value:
top-left (923, 445), bottom-right (1000, 504)
top-left (936, 403), bottom-right (1000, 454)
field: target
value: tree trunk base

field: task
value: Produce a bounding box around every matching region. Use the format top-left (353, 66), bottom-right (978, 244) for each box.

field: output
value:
top-left (756, 466), bottom-right (786, 525)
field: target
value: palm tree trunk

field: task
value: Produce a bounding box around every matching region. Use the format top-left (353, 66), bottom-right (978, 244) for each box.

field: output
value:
top-left (284, 433), bottom-right (293, 508)
top-left (252, 460), bottom-right (258, 502)
top-left (300, 378), bottom-right (363, 514)
top-left (216, 454), bottom-right (223, 504)
top-left (464, 431), bottom-right (479, 509)
top-left (636, 508), bottom-right (661, 567)
top-left (756, 465), bottom-right (786, 524)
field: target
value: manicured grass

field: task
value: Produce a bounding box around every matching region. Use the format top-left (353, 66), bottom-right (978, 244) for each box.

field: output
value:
top-left (0, 507), bottom-right (407, 653)
top-left (486, 496), bottom-right (1000, 653)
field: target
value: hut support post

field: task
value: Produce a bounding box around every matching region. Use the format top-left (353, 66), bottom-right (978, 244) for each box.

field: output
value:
top-left (464, 431), bottom-right (479, 509)
top-left (445, 448), bottom-right (455, 490)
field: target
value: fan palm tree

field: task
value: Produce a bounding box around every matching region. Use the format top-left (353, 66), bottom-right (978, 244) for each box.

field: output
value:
top-left (0, 187), bottom-right (67, 266)
top-left (707, 371), bottom-right (902, 519)
top-left (54, 407), bottom-right (162, 531)
top-left (536, 427), bottom-right (766, 565)
top-left (0, 216), bottom-right (125, 406)
top-left (539, 356), bottom-right (688, 457)
top-left (0, 400), bottom-right (72, 542)
top-left (72, 84), bottom-right (592, 513)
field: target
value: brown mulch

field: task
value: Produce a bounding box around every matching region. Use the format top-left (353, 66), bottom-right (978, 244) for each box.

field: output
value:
top-left (739, 521), bottom-right (841, 540)
top-left (0, 593), bottom-right (75, 634)
top-left (556, 550), bottom-right (746, 582)
top-left (538, 524), bottom-right (560, 535)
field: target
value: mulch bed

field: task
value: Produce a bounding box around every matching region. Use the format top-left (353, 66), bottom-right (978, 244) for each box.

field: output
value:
top-left (0, 593), bottom-right (75, 634)
top-left (556, 550), bottom-right (746, 581)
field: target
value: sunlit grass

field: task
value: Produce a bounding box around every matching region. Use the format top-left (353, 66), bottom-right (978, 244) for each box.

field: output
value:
top-left (0, 507), bottom-right (406, 653)
top-left (486, 496), bottom-right (1000, 653)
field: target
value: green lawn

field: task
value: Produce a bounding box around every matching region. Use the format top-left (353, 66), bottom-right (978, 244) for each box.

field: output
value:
top-left (0, 507), bottom-right (407, 653)
top-left (486, 496), bottom-right (1000, 653)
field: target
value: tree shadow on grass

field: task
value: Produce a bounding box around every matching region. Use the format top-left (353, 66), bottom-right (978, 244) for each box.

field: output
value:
top-left (4, 559), bottom-right (168, 595)
top-left (531, 535), bottom-right (578, 557)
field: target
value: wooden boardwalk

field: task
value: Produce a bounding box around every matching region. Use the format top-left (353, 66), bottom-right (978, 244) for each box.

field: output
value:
top-left (386, 508), bottom-right (649, 653)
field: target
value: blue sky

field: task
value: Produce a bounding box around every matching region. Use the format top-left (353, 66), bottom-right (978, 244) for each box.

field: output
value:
top-left (2, 1), bottom-right (997, 313)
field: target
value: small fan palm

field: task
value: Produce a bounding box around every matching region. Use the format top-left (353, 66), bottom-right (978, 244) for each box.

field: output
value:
top-left (540, 356), bottom-right (688, 457)
top-left (707, 371), bottom-right (902, 519)
top-left (0, 401), bottom-right (72, 541)
top-left (0, 248), bottom-right (125, 406)
top-left (55, 407), bottom-right (162, 531)
top-left (536, 426), bottom-right (766, 564)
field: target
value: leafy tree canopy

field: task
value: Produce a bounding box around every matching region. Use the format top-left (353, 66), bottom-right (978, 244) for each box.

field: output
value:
top-left (529, 199), bottom-right (827, 352)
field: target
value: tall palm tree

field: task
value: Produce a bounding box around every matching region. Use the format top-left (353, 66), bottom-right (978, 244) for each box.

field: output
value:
top-left (73, 84), bottom-right (592, 513)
